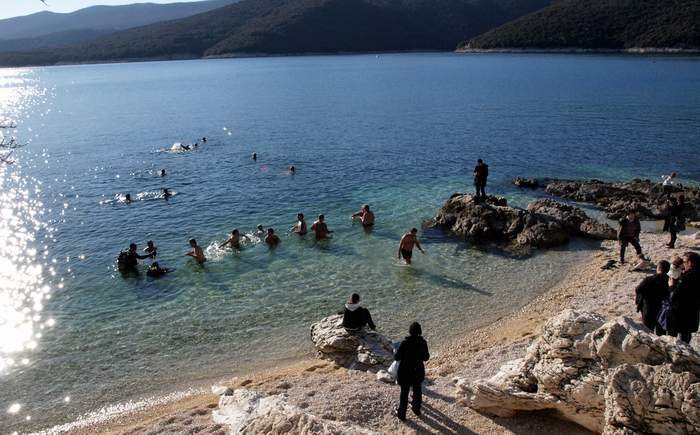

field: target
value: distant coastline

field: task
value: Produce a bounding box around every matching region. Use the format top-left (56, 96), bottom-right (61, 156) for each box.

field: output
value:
top-left (456, 47), bottom-right (700, 55)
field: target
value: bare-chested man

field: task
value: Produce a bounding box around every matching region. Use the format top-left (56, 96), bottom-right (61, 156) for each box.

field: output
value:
top-left (291, 213), bottom-right (307, 235)
top-left (220, 229), bottom-right (249, 251)
top-left (351, 204), bottom-right (375, 227)
top-left (265, 228), bottom-right (280, 247)
top-left (398, 228), bottom-right (425, 265)
top-left (186, 238), bottom-right (206, 264)
top-left (311, 214), bottom-right (333, 240)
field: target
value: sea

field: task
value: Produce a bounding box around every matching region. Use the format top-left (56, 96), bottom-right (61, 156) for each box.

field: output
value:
top-left (1, 53), bottom-right (699, 432)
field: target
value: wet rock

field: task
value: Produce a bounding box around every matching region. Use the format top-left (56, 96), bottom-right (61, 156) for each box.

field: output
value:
top-left (513, 177), bottom-right (540, 188)
top-left (310, 314), bottom-right (394, 371)
top-left (426, 194), bottom-right (615, 255)
top-left (213, 389), bottom-right (377, 434)
top-left (456, 310), bottom-right (700, 434)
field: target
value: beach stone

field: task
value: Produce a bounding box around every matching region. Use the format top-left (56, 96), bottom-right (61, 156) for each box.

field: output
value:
top-left (376, 369), bottom-right (394, 383)
top-left (426, 194), bottom-right (615, 255)
top-left (456, 309), bottom-right (700, 434)
top-left (310, 314), bottom-right (394, 371)
top-left (213, 389), bottom-right (377, 434)
top-left (542, 178), bottom-right (700, 220)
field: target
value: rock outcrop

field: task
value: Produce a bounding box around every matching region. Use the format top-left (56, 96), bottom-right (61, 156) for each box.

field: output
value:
top-left (541, 178), bottom-right (700, 220)
top-left (426, 194), bottom-right (615, 255)
top-left (213, 389), bottom-right (377, 434)
top-left (310, 314), bottom-right (394, 371)
top-left (513, 177), bottom-right (540, 188)
top-left (456, 310), bottom-right (700, 434)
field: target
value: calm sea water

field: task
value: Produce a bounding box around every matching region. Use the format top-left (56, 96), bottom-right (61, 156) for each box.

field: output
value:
top-left (1, 53), bottom-right (699, 432)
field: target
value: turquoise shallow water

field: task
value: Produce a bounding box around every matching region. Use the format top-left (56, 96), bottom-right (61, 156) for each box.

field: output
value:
top-left (1, 53), bottom-right (699, 431)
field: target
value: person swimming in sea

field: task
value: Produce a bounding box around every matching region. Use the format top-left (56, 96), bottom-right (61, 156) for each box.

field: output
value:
top-left (146, 262), bottom-right (169, 278)
top-left (351, 204), bottom-right (375, 227)
top-left (398, 228), bottom-right (425, 265)
top-left (160, 169), bottom-right (167, 177)
top-left (289, 165), bottom-right (296, 174)
top-left (118, 243), bottom-right (154, 272)
top-left (255, 224), bottom-right (265, 237)
top-left (144, 240), bottom-right (157, 258)
top-left (180, 144), bottom-right (191, 151)
top-left (311, 214), bottom-right (333, 240)
top-left (291, 213), bottom-right (307, 236)
top-left (202, 137), bottom-right (207, 143)
top-left (124, 193), bottom-right (132, 204)
top-left (252, 152), bottom-right (257, 161)
top-left (265, 228), bottom-right (280, 247)
top-left (220, 229), bottom-right (250, 251)
top-left (162, 188), bottom-right (172, 199)
top-left (186, 238), bottom-right (206, 264)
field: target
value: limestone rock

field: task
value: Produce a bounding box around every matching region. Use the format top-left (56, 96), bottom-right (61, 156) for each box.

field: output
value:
top-left (456, 310), bottom-right (700, 434)
top-left (213, 389), bottom-right (377, 434)
top-left (528, 198), bottom-right (616, 240)
top-left (513, 177), bottom-right (540, 188)
top-left (310, 314), bottom-right (394, 371)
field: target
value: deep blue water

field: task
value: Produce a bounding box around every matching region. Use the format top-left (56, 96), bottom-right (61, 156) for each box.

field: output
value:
top-left (1, 53), bottom-right (699, 431)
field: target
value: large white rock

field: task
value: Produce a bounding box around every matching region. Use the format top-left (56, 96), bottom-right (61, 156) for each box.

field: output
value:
top-left (456, 310), bottom-right (700, 434)
top-left (213, 389), bottom-right (377, 434)
top-left (310, 314), bottom-right (394, 371)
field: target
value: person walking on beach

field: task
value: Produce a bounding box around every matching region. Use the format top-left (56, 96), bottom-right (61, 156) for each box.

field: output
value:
top-left (473, 159), bottom-right (489, 200)
top-left (186, 239), bottom-right (206, 264)
top-left (351, 204), bottom-right (375, 227)
top-left (220, 229), bottom-right (249, 251)
top-left (394, 322), bottom-right (430, 421)
top-left (665, 196), bottom-right (686, 249)
top-left (341, 293), bottom-right (376, 331)
top-left (265, 228), bottom-right (280, 247)
top-left (398, 228), bottom-right (425, 265)
top-left (668, 252), bottom-right (700, 344)
top-left (311, 214), bottom-right (333, 240)
top-left (618, 210), bottom-right (643, 264)
top-left (291, 213), bottom-right (307, 236)
top-left (635, 260), bottom-right (670, 335)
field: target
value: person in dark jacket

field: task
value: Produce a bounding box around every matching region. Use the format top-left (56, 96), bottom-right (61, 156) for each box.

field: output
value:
top-left (665, 196), bottom-right (685, 249)
top-left (618, 210), bottom-right (643, 264)
top-left (635, 260), bottom-right (670, 334)
top-left (341, 293), bottom-right (376, 331)
top-left (473, 159), bottom-right (489, 200)
top-left (394, 322), bottom-right (430, 421)
top-left (668, 252), bottom-right (700, 343)
top-left (117, 243), bottom-right (153, 272)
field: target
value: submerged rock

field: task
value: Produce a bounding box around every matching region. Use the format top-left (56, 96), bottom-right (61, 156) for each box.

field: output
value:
top-left (512, 177), bottom-right (540, 188)
top-left (456, 309), bottom-right (700, 434)
top-left (426, 194), bottom-right (615, 255)
top-left (213, 389), bottom-right (377, 434)
top-left (310, 314), bottom-right (394, 371)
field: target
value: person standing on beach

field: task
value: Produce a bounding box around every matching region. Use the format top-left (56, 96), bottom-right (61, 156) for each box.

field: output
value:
top-left (473, 159), bottom-right (489, 200)
top-left (665, 196), bottom-right (685, 249)
top-left (618, 210), bottom-right (643, 264)
top-left (311, 214), bottom-right (333, 240)
top-left (668, 252), bottom-right (700, 344)
top-left (291, 213), bottom-right (308, 236)
top-left (398, 228), bottom-right (425, 265)
top-left (351, 204), bottom-right (375, 227)
top-left (635, 260), bottom-right (670, 335)
top-left (394, 322), bottom-right (430, 422)
top-left (186, 239), bottom-right (206, 264)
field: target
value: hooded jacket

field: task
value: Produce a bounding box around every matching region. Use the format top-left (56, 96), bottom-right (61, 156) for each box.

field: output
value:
top-left (670, 268), bottom-right (700, 334)
top-left (395, 335), bottom-right (430, 386)
top-left (341, 303), bottom-right (376, 330)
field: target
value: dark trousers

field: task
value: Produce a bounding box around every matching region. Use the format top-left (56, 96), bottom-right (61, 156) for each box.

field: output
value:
top-left (642, 315), bottom-right (666, 336)
top-left (398, 381), bottom-right (422, 418)
top-left (670, 331), bottom-right (692, 343)
top-left (474, 182), bottom-right (486, 199)
top-left (620, 238), bottom-right (642, 262)
top-left (669, 229), bottom-right (677, 247)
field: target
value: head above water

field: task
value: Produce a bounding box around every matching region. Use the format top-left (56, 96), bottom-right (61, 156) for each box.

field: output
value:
top-left (147, 240), bottom-right (154, 248)
top-left (363, 204), bottom-right (370, 211)
top-left (657, 260), bottom-right (670, 275)
top-left (268, 228), bottom-right (275, 235)
top-left (411, 228), bottom-right (418, 234)
top-left (297, 213), bottom-right (304, 220)
top-left (129, 243), bottom-right (137, 251)
top-left (318, 214), bottom-right (325, 222)
top-left (349, 293), bottom-right (360, 304)
top-left (671, 172), bottom-right (677, 178)
top-left (232, 229), bottom-right (239, 236)
top-left (125, 193), bottom-right (132, 201)
top-left (257, 224), bottom-right (264, 231)
top-left (409, 322), bottom-right (422, 337)
top-left (189, 239), bottom-right (197, 247)
top-left (160, 169), bottom-right (166, 176)
top-left (477, 159), bottom-right (483, 164)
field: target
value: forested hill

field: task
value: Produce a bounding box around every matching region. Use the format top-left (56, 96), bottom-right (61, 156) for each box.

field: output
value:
top-left (460, 0), bottom-right (700, 50)
top-left (0, 0), bottom-right (551, 67)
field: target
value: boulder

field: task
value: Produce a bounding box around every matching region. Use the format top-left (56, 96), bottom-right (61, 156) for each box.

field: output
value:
top-left (213, 389), bottom-right (377, 434)
top-left (426, 194), bottom-right (615, 255)
top-left (513, 177), bottom-right (540, 188)
top-left (310, 314), bottom-right (394, 371)
top-left (456, 310), bottom-right (700, 434)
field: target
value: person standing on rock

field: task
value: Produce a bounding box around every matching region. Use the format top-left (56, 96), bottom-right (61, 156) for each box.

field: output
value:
top-left (341, 293), bottom-right (376, 331)
top-left (618, 210), bottom-right (643, 264)
top-left (668, 252), bottom-right (700, 344)
top-left (398, 228), bottom-right (425, 265)
top-left (635, 260), bottom-right (670, 335)
top-left (473, 159), bottom-right (489, 200)
top-left (394, 322), bottom-right (430, 421)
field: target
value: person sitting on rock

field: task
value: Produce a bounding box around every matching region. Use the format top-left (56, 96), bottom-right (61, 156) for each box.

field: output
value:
top-left (618, 210), bottom-right (643, 264)
top-left (635, 260), bottom-right (670, 335)
top-left (341, 293), bottom-right (376, 331)
top-left (394, 322), bottom-right (430, 421)
top-left (668, 252), bottom-right (700, 344)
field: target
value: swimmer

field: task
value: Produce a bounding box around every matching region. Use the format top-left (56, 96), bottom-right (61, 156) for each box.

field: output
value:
top-left (124, 193), bottom-right (132, 203)
top-left (144, 240), bottom-right (157, 258)
top-left (160, 169), bottom-right (167, 177)
top-left (289, 165), bottom-right (296, 174)
top-left (311, 214), bottom-right (333, 240)
top-left (186, 238), bottom-right (206, 264)
top-left (265, 228), bottom-right (280, 247)
top-left (291, 213), bottom-right (307, 235)
top-left (252, 152), bottom-right (257, 161)
top-left (146, 262), bottom-right (169, 278)
top-left (398, 228), bottom-right (425, 265)
top-left (181, 144), bottom-right (191, 151)
top-left (118, 243), bottom-right (153, 272)
top-left (255, 224), bottom-right (265, 237)
top-left (202, 137), bottom-right (207, 143)
top-left (351, 204), bottom-right (375, 227)
top-left (162, 188), bottom-right (172, 199)
top-left (220, 229), bottom-right (250, 251)
top-left (193, 142), bottom-right (198, 148)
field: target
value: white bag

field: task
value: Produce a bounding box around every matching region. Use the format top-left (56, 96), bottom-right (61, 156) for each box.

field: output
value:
top-left (388, 360), bottom-right (400, 379)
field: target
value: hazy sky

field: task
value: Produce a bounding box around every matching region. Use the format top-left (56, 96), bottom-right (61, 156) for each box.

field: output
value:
top-left (0, 1), bottom-right (204, 20)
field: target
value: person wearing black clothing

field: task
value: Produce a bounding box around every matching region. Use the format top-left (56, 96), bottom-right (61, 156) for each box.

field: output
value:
top-left (635, 260), bottom-right (670, 334)
top-left (117, 243), bottom-right (153, 272)
top-left (618, 210), bottom-right (643, 263)
top-left (473, 159), bottom-right (489, 200)
top-left (665, 196), bottom-right (685, 249)
top-left (668, 252), bottom-right (700, 344)
top-left (341, 293), bottom-right (376, 331)
top-left (394, 322), bottom-right (430, 421)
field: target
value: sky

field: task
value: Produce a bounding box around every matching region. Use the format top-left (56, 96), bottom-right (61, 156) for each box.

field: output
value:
top-left (0, 0), bottom-right (204, 20)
